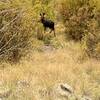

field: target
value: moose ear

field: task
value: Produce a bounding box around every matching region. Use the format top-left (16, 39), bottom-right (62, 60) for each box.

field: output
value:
top-left (43, 13), bottom-right (45, 16)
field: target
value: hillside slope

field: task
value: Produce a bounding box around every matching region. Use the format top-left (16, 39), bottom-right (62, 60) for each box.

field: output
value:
top-left (0, 41), bottom-right (100, 100)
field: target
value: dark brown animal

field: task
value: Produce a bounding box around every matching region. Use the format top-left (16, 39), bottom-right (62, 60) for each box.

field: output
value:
top-left (40, 13), bottom-right (56, 37)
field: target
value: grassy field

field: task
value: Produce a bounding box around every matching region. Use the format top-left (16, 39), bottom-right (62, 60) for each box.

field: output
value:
top-left (0, 0), bottom-right (100, 100)
top-left (0, 39), bottom-right (100, 100)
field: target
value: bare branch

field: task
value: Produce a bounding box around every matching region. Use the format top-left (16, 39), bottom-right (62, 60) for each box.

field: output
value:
top-left (0, 40), bottom-right (29, 57)
top-left (0, 9), bottom-right (24, 32)
top-left (0, 9), bottom-right (24, 45)
top-left (0, 8), bottom-right (18, 15)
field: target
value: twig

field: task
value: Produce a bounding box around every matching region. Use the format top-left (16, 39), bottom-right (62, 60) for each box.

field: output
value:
top-left (0, 9), bottom-right (24, 45)
top-left (0, 40), bottom-right (30, 57)
top-left (0, 8), bottom-right (19, 15)
top-left (0, 9), bottom-right (24, 32)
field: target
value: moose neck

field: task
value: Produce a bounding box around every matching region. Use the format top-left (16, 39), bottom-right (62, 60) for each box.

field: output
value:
top-left (41, 18), bottom-right (45, 23)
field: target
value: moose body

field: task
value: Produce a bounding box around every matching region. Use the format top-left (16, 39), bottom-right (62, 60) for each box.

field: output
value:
top-left (40, 13), bottom-right (56, 37)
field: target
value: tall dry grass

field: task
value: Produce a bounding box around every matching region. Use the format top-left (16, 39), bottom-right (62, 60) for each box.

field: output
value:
top-left (0, 43), bottom-right (100, 100)
top-left (0, 0), bottom-right (100, 100)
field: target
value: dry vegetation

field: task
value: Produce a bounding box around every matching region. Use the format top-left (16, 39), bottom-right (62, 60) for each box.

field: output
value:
top-left (0, 0), bottom-right (100, 100)
top-left (0, 45), bottom-right (100, 100)
top-left (58, 0), bottom-right (100, 59)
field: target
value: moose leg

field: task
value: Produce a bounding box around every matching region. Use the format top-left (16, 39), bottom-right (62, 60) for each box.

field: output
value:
top-left (54, 29), bottom-right (56, 37)
top-left (49, 29), bottom-right (52, 33)
top-left (52, 27), bottom-right (56, 37)
top-left (44, 27), bottom-right (46, 34)
top-left (49, 28), bottom-right (56, 37)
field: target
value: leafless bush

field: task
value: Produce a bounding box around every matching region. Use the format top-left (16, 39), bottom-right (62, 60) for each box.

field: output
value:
top-left (0, 7), bottom-right (33, 62)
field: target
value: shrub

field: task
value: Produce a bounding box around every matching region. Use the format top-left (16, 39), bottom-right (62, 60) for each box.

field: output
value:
top-left (0, 0), bottom-right (56, 62)
top-left (0, 1), bottom-right (34, 62)
top-left (59, 0), bottom-right (97, 41)
top-left (58, 0), bottom-right (100, 59)
top-left (81, 31), bottom-right (100, 59)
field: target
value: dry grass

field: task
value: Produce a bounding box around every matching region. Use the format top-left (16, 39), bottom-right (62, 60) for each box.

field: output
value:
top-left (0, 41), bottom-right (100, 100)
top-left (0, 0), bottom-right (100, 100)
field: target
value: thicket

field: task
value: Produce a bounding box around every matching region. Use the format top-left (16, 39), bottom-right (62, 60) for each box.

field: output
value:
top-left (0, 0), bottom-right (35, 62)
top-left (0, 0), bottom-right (55, 62)
top-left (0, 0), bottom-right (100, 61)
top-left (59, 0), bottom-right (100, 59)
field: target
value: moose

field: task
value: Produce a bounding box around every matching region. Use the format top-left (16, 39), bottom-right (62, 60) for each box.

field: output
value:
top-left (40, 13), bottom-right (56, 37)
